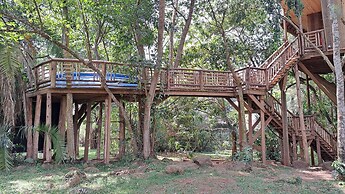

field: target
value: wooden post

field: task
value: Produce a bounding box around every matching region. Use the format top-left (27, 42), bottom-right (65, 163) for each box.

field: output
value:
top-left (238, 97), bottom-right (244, 151)
top-left (74, 103), bottom-right (79, 157)
top-left (45, 92), bottom-right (52, 162)
top-left (280, 77), bottom-right (290, 166)
top-left (26, 97), bottom-right (33, 159)
top-left (292, 134), bottom-right (297, 161)
top-left (294, 64), bottom-right (309, 164)
top-left (50, 61), bottom-right (57, 88)
top-left (260, 96), bottom-right (266, 164)
top-left (33, 94), bottom-right (42, 160)
top-left (310, 147), bottom-right (315, 166)
top-left (316, 136), bottom-right (322, 165)
top-left (66, 93), bottom-right (76, 160)
top-left (96, 102), bottom-right (103, 160)
top-left (118, 101), bottom-right (126, 158)
top-left (58, 96), bottom-right (67, 143)
top-left (248, 99), bottom-right (253, 146)
top-left (84, 102), bottom-right (92, 162)
top-left (104, 96), bottom-right (111, 164)
top-left (306, 76), bottom-right (311, 114)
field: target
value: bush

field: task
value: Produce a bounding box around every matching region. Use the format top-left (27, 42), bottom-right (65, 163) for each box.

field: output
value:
top-left (332, 160), bottom-right (345, 180)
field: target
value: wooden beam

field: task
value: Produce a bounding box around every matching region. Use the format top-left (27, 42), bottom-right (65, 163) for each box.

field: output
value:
top-left (248, 100), bottom-right (253, 146)
top-left (310, 146), bottom-right (315, 166)
top-left (26, 97), bottom-right (33, 159)
top-left (45, 92), bottom-right (52, 162)
top-left (225, 97), bottom-right (239, 112)
top-left (316, 136), bottom-right (322, 165)
top-left (58, 96), bottom-right (67, 143)
top-left (260, 96), bottom-right (266, 165)
top-left (295, 64), bottom-right (309, 164)
top-left (104, 96), bottom-right (111, 164)
top-left (280, 76), bottom-right (290, 166)
top-left (84, 102), bottom-right (92, 162)
top-left (74, 103), bottom-right (80, 157)
top-left (118, 101), bottom-right (125, 158)
top-left (299, 63), bottom-right (336, 104)
top-left (96, 102), bottom-right (103, 160)
top-left (238, 96), bottom-right (244, 151)
top-left (33, 94), bottom-right (42, 160)
top-left (292, 134), bottom-right (297, 161)
top-left (66, 93), bottom-right (76, 160)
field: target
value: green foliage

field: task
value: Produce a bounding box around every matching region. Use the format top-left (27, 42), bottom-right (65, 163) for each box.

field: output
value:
top-left (332, 160), bottom-right (345, 179)
top-left (232, 146), bottom-right (253, 164)
top-left (36, 125), bottom-right (65, 164)
top-left (0, 125), bottom-right (13, 171)
top-left (285, 0), bottom-right (304, 17)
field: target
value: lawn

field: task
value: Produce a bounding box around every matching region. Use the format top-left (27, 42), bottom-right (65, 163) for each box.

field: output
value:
top-left (1, 158), bottom-right (344, 194)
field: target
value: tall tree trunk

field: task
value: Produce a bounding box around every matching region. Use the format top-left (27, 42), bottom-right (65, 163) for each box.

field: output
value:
top-left (328, 0), bottom-right (345, 162)
top-left (169, 0), bottom-right (178, 67)
top-left (173, 0), bottom-right (195, 68)
top-left (142, 0), bottom-right (165, 159)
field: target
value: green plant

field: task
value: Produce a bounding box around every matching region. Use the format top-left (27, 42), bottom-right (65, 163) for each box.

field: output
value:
top-left (36, 125), bottom-right (65, 163)
top-left (0, 125), bottom-right (13, 171)
top-left (332, 160), bottom-right (345, 180)
top-left (232, 146), bottom-right (253, 164)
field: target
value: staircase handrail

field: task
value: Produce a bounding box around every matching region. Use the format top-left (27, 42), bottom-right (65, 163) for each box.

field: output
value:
top-left (260, 41), bottom-right (290, 68)
top-left (314, 119), bottom-right (337, 151)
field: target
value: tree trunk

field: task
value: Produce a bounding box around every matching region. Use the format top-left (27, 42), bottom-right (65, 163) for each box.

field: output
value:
top-left (328, 0), bottom-right (345, 162)
top-left (169, 0), bottom-right (178, 67)
top-left (173, 0), bottom-right (195, 68)
top-left (142, 0), bottom-right (165, 159)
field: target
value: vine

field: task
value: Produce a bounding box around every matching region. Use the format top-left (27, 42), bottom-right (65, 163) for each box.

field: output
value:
top-left (285, 0), bottom-right (304, 17)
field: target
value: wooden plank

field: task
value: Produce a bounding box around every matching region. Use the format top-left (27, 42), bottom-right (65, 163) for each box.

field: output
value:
top-left (225, 97), bottom-right (239, 112)
top-left (66, 93), bottom-right (76, 160)
top-left (50, 61), bottom-right (57, 88)
top-left (84, 102), bottom-right (92, 162)
top-left (33, 94), bottom-right (42, 160)
top-left (74, 103), bottom-right (80, 157)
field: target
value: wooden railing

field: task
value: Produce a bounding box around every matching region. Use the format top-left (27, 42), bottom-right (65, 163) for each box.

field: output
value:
top-left (260, 41), bottom-right (289, 68)
top-left (266, 37), bottom-right (299, 84)
top-left (314, 119), bottom-right (337, 151)
top-left (304, 29), bottom-right (326, 51)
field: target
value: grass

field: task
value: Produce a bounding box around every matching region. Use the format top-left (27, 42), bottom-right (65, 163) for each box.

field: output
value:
top-left (0, 159), bottom-right (344, 194)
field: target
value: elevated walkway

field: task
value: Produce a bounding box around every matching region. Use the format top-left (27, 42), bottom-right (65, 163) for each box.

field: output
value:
top-left (26, 31), bottom-right (337, 163)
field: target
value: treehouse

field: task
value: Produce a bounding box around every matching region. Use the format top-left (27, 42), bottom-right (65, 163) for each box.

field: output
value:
top-left (23, 1), bottom-right (340, 167)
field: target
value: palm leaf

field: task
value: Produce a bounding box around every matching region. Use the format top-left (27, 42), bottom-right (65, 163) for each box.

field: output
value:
top-left (0, 125), bottom-right (13, 171)
top-left (0, 44), bottom-right (21, 78)
top-left (36, 125), bottom-right (66, 164)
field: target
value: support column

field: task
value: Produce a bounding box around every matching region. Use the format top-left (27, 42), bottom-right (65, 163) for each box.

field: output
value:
top-left (248, 100), bottom-right (253, 146)
top-left (58, 96), bottom-right (67, 143)
top-left (292, 134), bottom-right (297, 161)
top-left (74, 102), bottom-right (79, 157)
top-left (84, 102), bottom-right (92, 162)
top-left (33, 94), bottom-right (42, 160)
top-left (294, 64), bottom-right (309, 164)
top-left (118, 101), bottom-right (126, 158)
top-left (280, 77), bottom-right (290, 166)
top-left (310, 147), bottom-right (315, 166)
top-left (96, 102), bottom-right (103, 160)
top-left (238, 97), bottom-right (244, 151)
top-left (316, 137), bottom-right (322, 165)
top-left (104, 96), bottom-right (111, 164)
top-left (26, 97), bottom-right (33, 159)
top-left (260, 96), bottom-right (266, 164)
top-left (66, 93), bottom-right (75, 160)
top-left (45, 92), bottom-right (52, 162)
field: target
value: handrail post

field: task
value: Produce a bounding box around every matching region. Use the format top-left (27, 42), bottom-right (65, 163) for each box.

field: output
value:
top-left (265, 68), bottom-right (268, 90)
top-left (245, 67), bottom-right (250, 89)
top-left (199, 70), bottom-right (204, 90)
top-left (50, 61), bottom-right (57, 88)
top-left (166, 68), bottom-right (170, 90)
top-left (101, 63), bottom-right (106, 87)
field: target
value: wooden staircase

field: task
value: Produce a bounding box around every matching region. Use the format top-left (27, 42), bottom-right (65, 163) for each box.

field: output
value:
top-left (249, 36), bottom-right (337, 162)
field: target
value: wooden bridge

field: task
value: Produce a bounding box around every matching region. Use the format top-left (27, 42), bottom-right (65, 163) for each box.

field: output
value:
top-left (25, 30), bottom-right (337, 165)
